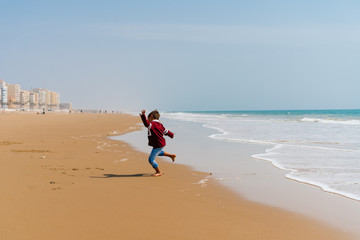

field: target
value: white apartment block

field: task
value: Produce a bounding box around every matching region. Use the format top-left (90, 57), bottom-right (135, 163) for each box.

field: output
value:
top-left (30, 92), bottom-right (39, 110)
top-left (32, 88), bottom-right (48, 108)
top-left (0, 79), bottom-right (8, 109)
top-left (20, 90), bottom-right (30, 109)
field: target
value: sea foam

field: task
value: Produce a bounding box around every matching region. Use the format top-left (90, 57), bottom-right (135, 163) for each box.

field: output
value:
top-left (162, 110), bottom-right (360, 201)
top-left (300, 117), bottom-right (360, 125)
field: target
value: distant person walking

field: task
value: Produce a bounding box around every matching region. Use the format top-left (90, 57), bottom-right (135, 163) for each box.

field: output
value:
top-left (140, 109), bottom-right (176, 176)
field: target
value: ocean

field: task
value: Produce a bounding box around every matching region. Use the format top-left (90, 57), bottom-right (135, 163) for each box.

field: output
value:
top-left (161, 109), bottom-right (360, 202)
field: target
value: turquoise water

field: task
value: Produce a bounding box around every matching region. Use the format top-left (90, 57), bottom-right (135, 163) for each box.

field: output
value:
top-left (184, 109), bottom-right (360, 120)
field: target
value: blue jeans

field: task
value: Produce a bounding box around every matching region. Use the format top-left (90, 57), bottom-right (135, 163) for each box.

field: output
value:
top-left (148, 148), bottom-right (164, 169)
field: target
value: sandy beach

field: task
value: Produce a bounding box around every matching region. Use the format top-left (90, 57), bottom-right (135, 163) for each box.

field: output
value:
top-left (0, 112), bottom-right (355, 240)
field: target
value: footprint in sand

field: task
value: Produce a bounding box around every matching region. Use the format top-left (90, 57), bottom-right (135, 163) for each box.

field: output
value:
top-left (0, 141), bottom-right (23, 146)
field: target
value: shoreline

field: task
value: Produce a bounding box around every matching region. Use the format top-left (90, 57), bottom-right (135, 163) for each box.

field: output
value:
top-left (115, 117), bottom-right (360, 237)
top-left (0, 112), bottom-right (355, 239)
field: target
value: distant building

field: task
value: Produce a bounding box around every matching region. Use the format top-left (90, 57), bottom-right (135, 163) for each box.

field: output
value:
top-left (28, 89), bottom-right (60, 110)
top-left (7, 83), bottom-right (20, 109)
top-left (0, 80), bottom-right (64, 111)
top-left (0, 79), bottom-right (8, 109)
top-left (20, 90), bottom-right (30, 109)
top-left (49, 91), bottom-right (60, 110)
top-left (59, 102), bottom-right (72, 111)
top-left (32, 88), bottom-right (47, 108)
top-left (46, 89), bottom-right (51, 107)
top-left (29, 92), bottom-right (39, 110)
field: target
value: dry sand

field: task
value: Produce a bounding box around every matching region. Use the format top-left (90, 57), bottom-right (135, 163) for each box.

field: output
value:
top-left (0, 112), bottom-right (355, 240)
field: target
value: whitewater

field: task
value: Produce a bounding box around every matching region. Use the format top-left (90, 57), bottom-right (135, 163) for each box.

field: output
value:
top-left (162, 109), bottom-right (360, 202)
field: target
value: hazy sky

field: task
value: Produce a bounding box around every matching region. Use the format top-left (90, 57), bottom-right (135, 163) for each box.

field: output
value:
top-left (1, 0), bottom-right (359, 111)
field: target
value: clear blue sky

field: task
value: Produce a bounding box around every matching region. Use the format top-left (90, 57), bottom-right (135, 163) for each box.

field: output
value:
top-left (1, 0), bottom-right (359, 111)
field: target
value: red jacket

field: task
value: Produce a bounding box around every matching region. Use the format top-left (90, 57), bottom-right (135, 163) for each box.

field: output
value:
top-left (140, 114), bottom-right (174, 148)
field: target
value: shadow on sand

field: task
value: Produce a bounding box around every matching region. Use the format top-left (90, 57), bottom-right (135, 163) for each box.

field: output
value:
top-left (91, 173), bottom-right (151, 178)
